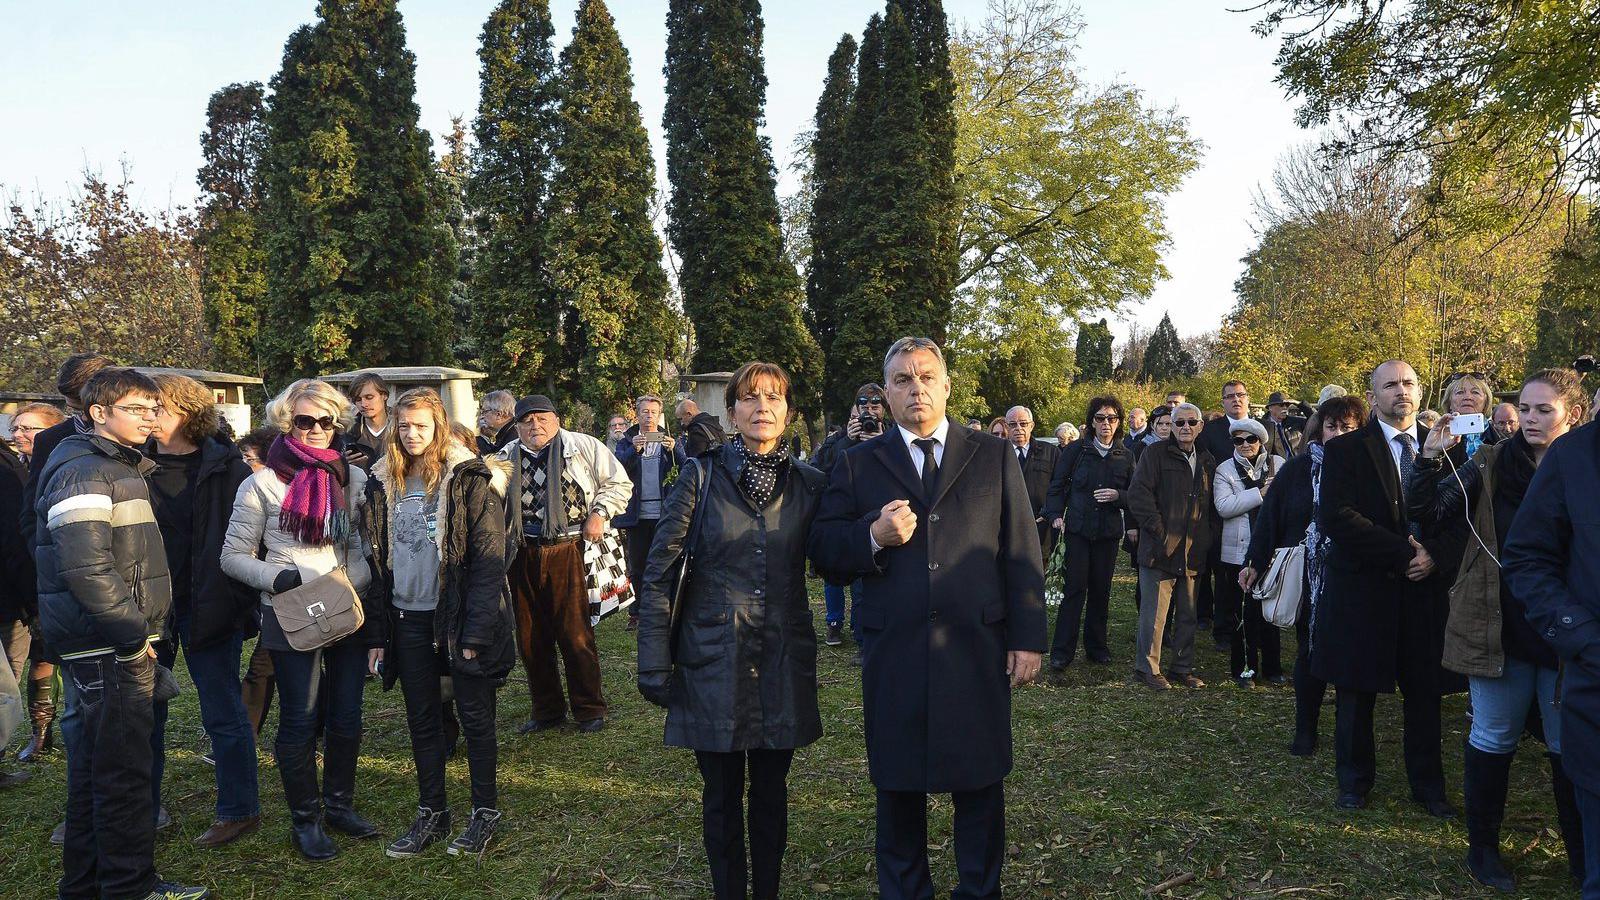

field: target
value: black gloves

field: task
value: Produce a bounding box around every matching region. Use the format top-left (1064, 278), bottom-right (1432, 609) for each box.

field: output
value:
top-left (272, 568), bottom-right (303, 594)
top-left (637, 669), bottom-right (671, 708)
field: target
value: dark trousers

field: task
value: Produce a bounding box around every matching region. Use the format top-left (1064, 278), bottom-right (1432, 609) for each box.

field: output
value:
top-left (269, 638), bottom-right (368, 747)
top-left (1293, 609), bottom-right (1325, 738)
top-left (176, 616), bottom-right (259, 820)
top-left (150, 636), bottom-right (178, 816)
top-left (1572, 781), bottom-right (1600, 899)
top-left (1333, 687), bottom-right (1446, 800)
top-left (1215, 562), bottom-right (1282, 679)
top-left (241, 639), bottom-right (275, 736)
top-left (1035, 520), bottom-right (1056, 572)
top-left (510, 540), bottom-right (606, 723)
top-left (695, 748), bottom-right (794, 900)
top-left (1197, 541), bottom-right (1219, 627)
top-left (876, 781), bottom-right (1005, 900)
top-left (1050, 534), bottom-right (1118, 665)
top-left (59, 655), bottom-right (157, 900)
top-left (393, 609), bottom-right (499, 810)
top-left (624, 520), bottom-right (660, 615)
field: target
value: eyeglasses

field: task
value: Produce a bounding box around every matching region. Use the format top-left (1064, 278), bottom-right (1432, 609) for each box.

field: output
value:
top-left (292, 414), bottom-right (337, 432)
top-left (1445, 371), bottom-right (1486, 384)
top-left (1093, 414), bottom-right (1121, 423)
top-left (1223, 392), bottom-right (1249, 401)
top-left (9, 423), bottom-right (44, 434)
top-left (1232, 434), bottom-right (1261, 445)
top-left (1173, 418), bottom-right (1201, 428)
top-left (110, 404), bottom-right (163, 419)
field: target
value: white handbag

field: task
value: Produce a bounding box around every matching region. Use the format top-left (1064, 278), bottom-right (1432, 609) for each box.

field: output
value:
top-left (1253, 541), bottom-right (1306, 629)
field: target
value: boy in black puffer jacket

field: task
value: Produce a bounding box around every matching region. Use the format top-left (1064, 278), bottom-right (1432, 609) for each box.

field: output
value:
top-left (34, 367), bottom-right (208, 900)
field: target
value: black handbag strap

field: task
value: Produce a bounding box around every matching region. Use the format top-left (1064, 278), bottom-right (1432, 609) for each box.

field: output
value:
top-left (668, 458), bottom-right (715, 653)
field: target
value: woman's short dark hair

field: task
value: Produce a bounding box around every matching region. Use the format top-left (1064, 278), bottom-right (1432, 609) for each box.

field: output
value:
top-left (80, 367), bottom-right (159, 413)
top-left (1305, 395), bottom-right (1368, 443)
top-left (1085, 395), bottom-right (1126, 441)
top-left (724, 362), bottom-right (793, 412)
top-left (236, 426), bottom-right (278, 458)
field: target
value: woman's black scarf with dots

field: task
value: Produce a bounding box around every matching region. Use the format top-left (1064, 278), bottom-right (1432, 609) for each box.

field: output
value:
top-left (732, 434), bottom-right (790, 508)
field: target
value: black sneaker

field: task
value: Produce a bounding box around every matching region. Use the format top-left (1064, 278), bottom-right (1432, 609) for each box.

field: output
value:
top-left (146, 880), bottom-right (210, 899)
top-left (385, 807), bottom-right (451, 859)
top-left (825, 623), bottom-right (843, 646)
top-left (447, 807), bottom-right (502, 856)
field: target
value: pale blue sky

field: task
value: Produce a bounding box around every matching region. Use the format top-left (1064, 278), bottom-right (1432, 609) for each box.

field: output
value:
top-left (0, 0), bottom-right (1306, 343)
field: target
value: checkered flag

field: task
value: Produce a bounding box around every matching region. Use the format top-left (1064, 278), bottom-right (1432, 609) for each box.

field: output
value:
top-left (583, 528), bottom-right (634, 625)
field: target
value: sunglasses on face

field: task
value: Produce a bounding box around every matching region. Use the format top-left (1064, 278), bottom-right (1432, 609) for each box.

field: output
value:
top-left (1173, 419), bottom-right (1201, 428)
top-left (1093, 414), bottom-right (1120, 423)
top-left (1232, 434), bottom-right (1261, 445)
top-left (292, 414), bottom-right (337, 432)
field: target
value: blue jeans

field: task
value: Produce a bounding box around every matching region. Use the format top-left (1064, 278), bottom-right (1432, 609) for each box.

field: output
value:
top-left (177, 617), bottom-right (259, 820)
top-left (1467, 657), bottom-right (1561, 754)
top-left (823, 580), bottom-right (861, 641)
top-left (1574, 782), bottom-right (1600, 898)
top-left (269, 639), bottom-right (368, 747)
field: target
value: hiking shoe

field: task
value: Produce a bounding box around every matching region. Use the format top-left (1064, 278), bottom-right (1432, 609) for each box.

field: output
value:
top-left (825, 622), bottom-right (843, 646)
top-left (447, 807), bottom-right (502, 856)
top-left (145, 880), bottom-right (210, 899)
top-left (386, 807), bottom-right (451, 859)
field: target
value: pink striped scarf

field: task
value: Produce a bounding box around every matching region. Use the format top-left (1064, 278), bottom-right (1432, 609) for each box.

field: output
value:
top-left (267, 434), bottom-right (350, 545)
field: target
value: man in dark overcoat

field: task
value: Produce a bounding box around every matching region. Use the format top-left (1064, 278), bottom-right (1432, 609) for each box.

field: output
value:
top-left (1503, 418), bottom-right (1600, 893)
top-left (1313, 359), bottom-right (1455, 816)
top-left (809, 336), bottom-right (1047, 900)
top-left (1004, 404), bottom-right (1061, 569)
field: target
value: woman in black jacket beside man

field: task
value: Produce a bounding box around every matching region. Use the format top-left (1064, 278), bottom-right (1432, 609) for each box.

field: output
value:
top-left (636, 362), bottom-right (825, 900)
top-left (1241, 394), bottom-right (1366, 756)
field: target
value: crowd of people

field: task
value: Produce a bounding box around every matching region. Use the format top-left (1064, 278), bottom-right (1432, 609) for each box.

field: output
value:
top-left (3, 340), bottom-right (1600, 899)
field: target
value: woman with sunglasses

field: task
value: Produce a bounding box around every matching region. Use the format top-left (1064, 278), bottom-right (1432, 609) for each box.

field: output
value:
top-left (221, 379), bottom-right (379, 861)
top-left (1410, 369), bottom-right (1588, 891)
top-left (1212, 417), bottom-right (1285, 689)
top-left (1042, 395), bottom-right (1134, 670)
top-left (1241, 395), bottom-right (1368, 754)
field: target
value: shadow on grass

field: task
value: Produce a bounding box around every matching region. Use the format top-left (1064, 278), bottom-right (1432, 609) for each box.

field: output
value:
top-left (0, 568), bottom-right (1576, 897)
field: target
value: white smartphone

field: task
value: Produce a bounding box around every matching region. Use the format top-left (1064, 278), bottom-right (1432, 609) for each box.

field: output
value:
top-left (1452, 413), bottom-right (1486, 436)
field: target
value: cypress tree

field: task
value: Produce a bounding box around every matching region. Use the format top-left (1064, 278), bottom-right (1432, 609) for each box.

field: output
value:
top-left (806, 34), bottom-right (857, 416)
top-left (469, 0), bottom-right (561, 396)
top-left (259, 1), bottom-right (453, 379)
top-left (196, 82), bottom-right (268, 376)
top-left (832, 9), bottom-right (940, 399)
top-left (1139, 312), bottom-right (1197, 384)
top-left (436, 117), bottom-right (476, 368)
top-left (1072, 318), bottom-right (1114, 383)
top-left (663, 0), bottom-right (819, 397)
top-left (891, 0), bottom-right (958, 319)
top-left (546, 0), bottom-right (676, 416)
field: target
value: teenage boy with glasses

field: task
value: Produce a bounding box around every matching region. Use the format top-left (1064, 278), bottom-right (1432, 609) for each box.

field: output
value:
top-left (34, 367), bottom-right (208, 900)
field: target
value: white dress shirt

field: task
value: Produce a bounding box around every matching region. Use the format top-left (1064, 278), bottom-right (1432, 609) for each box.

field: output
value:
top-left (1376, 418), bottom-right (1420, 482)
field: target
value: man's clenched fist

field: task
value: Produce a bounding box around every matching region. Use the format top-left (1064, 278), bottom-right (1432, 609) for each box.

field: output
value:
top-left (870, 498), bottom-right (918, 548)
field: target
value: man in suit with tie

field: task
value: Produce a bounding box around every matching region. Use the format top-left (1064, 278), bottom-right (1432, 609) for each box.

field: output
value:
top-left (1005, 405), bottom-right (1062, 568)
top-left (1261, 392), bottom-right (1306, 459)
top-left (809, 337), bottom-right (1048, 900)
top-left (1313, 359), bottom-right (1456, 816)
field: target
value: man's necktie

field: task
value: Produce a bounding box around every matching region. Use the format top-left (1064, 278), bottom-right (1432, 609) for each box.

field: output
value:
top-left (1016, 445), bottom-right (1025, 465)
top-left (914, 438), bottom-right (940, 501)
top-left (1396, 432), bottom-right (1418, 534)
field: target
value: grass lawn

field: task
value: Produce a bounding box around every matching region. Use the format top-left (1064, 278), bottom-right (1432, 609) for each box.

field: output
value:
top-left (0, 566), bottom-right (1576, 898)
